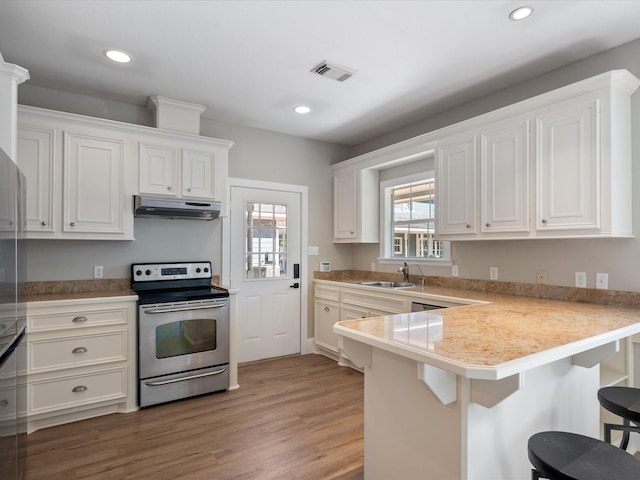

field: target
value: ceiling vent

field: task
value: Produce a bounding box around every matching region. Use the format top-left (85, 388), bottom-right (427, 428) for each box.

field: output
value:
top-left (311, 60), bottom-right (355, 82)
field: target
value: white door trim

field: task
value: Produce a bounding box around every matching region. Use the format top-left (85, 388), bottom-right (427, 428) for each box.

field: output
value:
top-left (224, 177), bottom-right (310, 355)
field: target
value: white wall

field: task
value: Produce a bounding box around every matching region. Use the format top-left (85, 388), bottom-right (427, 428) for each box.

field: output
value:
top-left (346, 37), bottom-right (640, 293)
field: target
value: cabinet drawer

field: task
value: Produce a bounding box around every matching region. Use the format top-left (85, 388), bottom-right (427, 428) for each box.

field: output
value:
top-left (341, 290), bottom-right (405, 313)
top-left (28, 367), bottom-right (127, 414)
top-left (315, 285), bottom-right (340, 302)
top-left (29, 330), bottom-right (127, 373)
top-left (29, 305), bottom-right (128, 332)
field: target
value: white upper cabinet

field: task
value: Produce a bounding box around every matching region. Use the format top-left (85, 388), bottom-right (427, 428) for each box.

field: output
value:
top-left (17, 107), bottom-right (134, 240)
top-left (333, 168), bottom-right (357, 241)
top-left (63, 132), bottom-right (125, 235)
top-left (17, 125), bottom-right (55, 233)
top-left (181, 148), bottom-right (217, 199)
top-left (435, 134), bottom-right (477, 236)
top-left (139, 143), bottom-right (178, 197)
top-left (535, 94), bottom-right (600, 233)
top-left (480, 118), bottom-right (530, 235)
top-left (332, 165), bottom-right (379, 243)
top-left (139, 143), bottom-right (224, 201)
top-left (434, 70), bottom-right (639, 240)
top-left (17, 105), bottom-right (233, 240)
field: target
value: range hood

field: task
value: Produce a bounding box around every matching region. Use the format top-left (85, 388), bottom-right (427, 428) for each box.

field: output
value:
top-left (134, 195), bottom-right (221, 220)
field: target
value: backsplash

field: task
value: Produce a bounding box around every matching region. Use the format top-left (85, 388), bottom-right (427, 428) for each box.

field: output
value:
top-left (314, 270), bottom-right (640, 308)
top-left (26, 275), bottom-right (222, 297)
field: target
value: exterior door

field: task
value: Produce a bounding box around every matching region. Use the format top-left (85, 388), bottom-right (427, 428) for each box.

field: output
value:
top-left (230, 186), bottom-right (301, 363)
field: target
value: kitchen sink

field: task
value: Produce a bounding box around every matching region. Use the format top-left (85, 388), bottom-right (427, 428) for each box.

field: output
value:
top-left (359, 281), bottom-right (416, 289)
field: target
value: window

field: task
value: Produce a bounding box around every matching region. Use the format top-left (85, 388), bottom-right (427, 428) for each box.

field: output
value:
top-left (244, 201), bottom-right (288, 279)
top-left (380, 172), bottom-right (450, 265)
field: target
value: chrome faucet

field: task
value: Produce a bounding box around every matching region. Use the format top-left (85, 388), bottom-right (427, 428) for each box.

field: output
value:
top-left (410, 263), bottom-right (425, 286)
top-left (398, 262), bottom-right (410, 283)
top-left (398, 262), bottom-right (425, 286)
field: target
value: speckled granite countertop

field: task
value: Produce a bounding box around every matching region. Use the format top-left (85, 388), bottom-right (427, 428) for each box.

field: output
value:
top-left (322, 276), bottom-right (640, 380)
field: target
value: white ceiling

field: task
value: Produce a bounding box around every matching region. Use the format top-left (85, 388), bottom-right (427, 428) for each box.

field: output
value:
top-left (2, 1), bottom-right (640, 146)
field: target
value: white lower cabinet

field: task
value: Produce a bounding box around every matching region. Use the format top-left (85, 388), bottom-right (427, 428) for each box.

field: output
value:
top-left (314, 285), bottom-right (341, 357)
top-left (25, 296), bottom-right (137, 433)
top-left (313, 282), bottom-right (407, 360)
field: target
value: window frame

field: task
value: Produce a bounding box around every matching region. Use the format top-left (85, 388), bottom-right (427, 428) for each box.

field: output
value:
top-left (378, 171), bottom-right (452, 266)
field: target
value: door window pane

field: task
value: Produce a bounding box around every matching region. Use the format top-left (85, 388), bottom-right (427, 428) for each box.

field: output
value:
top-left (244, 202), bottom-right (287, 279)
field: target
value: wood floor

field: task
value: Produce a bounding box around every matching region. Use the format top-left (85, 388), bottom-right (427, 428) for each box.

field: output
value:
top-left (25, 354), bottom-right (364, 480)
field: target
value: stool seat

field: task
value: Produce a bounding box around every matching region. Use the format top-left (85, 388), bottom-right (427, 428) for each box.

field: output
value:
top-left (598, 386), bottom-right (640, 424)
top-left (528, 431), bottom-right (640, 480)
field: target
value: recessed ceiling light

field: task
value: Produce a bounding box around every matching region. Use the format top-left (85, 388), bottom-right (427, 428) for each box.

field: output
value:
top-left (294, 105), bottom-right (311, 114)
top-left (509, 6), bottom-right (534, 21)
top-left (104, 49), bottom-right (132, 64)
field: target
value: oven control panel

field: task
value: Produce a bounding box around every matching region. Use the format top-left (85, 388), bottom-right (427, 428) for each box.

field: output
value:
top-left (132, 262), bottom-right (212, 282)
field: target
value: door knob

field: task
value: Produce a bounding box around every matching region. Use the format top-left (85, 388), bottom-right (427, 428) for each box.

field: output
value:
top-left (290, 283), bottom-right (300, 289)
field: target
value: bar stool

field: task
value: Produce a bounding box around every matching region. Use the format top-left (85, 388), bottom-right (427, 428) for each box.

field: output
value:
top-left (528, 431), bottom-right (640, 480)
top-left (598, 386), bottom-right (640, 450)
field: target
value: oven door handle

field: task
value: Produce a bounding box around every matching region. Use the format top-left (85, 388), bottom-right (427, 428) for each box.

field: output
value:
top-left (144, 304), bottom-right (226, 314)
top-left (144, 367), bottom-right (228, 386)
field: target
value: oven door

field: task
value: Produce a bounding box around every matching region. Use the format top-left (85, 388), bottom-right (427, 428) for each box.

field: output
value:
top-left (138, 298), bottom-right (229, 380)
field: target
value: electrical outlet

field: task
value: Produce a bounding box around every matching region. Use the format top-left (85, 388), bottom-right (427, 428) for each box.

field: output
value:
top-left (596, 272), bottom-right (609, 290)
top-left (94, 265), bottom-right (104, 278)
top-left (536, 270), bottom-right (546, 285)
top-left (370, 262), bottom-right (376, 272)
top-left (451, 265), bottom-right (459, 277)
top-left (490, 267), bottom-right (498, 280)
top-left (575, 272), bottom-right (587, 288)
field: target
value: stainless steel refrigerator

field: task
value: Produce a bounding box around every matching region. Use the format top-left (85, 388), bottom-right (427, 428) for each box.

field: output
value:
top-left (0, 147), bottom-right (27, 480)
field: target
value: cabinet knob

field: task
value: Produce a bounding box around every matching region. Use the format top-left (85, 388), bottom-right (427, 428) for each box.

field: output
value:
top-left (0, 399), bottom-right (8, 407)
top-left (167, 186), bottom-right (172, 191)
top-left (70, 222), bottom-right (75, 227)
top-left (466, 224), bottom-right (471, 229)
top-left (72, 316), bottom-right (88, 323)
top-left (72, 347), bottom-right (88, 354)
top-left (324, 306), bottom-right (330, 312)
top-left (187, 188), bottom-right (191, 192)
top-left (541, 219), bottom-right (547, 224)
top-left (41, 221), bottom-right (47, 226)
top-left (485, 223), bottom-right (491, 228)
top-left (72, 385), bottom-right (88, 393)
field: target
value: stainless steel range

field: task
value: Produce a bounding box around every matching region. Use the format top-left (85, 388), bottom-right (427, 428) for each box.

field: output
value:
top-left (132, 261), bottom-right (230, 407)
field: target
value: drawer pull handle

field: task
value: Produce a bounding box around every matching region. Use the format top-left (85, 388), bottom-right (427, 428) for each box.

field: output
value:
top-left (72, 347), bottom-right (87, 354)
top-left (72, 316), bottom-right (88, 323)
top-left (72, 385), bottom-right (87, 393)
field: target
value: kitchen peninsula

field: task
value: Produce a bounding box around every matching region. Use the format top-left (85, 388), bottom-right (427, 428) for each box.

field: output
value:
top-left (333, 286), bottom-right (640, 479)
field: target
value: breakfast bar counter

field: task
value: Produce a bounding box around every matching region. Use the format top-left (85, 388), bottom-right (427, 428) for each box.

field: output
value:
top-left (334, 292), bottom-right (640, 480)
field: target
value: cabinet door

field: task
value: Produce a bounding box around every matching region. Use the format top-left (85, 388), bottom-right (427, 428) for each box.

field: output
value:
top-left (314, 300), bottom-right (340, 353)
top-left (17, 126), bottom-right (55, 233)
top-left (536, 97), bottom-right (599, 231)
top-left (333, 169), bottom-right (357, 240)
top-left (139, 143), bottom-right (178, 197)
top-left (63, 132), bottom-right (125, 234)
top-left (436, 135), bottom-right (477, 235)
top-left (481, 120), bottom-right (530, 233)
top-left (182, 149), bottom-right (216, 199)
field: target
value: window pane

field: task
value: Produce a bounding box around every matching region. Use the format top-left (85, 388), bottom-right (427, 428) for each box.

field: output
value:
top-left (390, 178), bottom-right (442, 259)
top-left (244, 201), bottom-right (288, 279)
